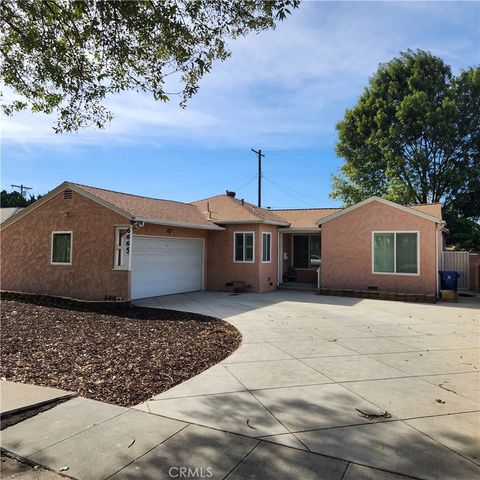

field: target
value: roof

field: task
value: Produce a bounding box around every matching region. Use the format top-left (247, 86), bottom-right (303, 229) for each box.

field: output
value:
top-left (71, 183), bottom-right (222, 229)
top-left (1, 181), bottom-right (443, 232)
top-left (316, 197), bottom-right (443, 226)
top-left (0, 207), bottom-right (23, 224)
top-left (192, 195), bottom-right (290, 226)
top-left (1, 182), bottom-right (224, 231)
top-left (409, 203), bottom-right (442, 220)
top-left (272, 208), bottom-right (342, 229)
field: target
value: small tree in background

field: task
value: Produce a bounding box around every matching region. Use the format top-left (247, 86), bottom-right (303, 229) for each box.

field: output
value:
top-left (332, 50), bottom-right (480, 250)
top-left (0, 190), bottom-right (42, 208)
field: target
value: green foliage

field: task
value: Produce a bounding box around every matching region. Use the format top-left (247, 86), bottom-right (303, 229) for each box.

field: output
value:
top-left (332, 50), bottom-right (480, 223)
top-left (443, 212), bottom-right (480, 251)
top-left (0, 190), bottom-right (42, 208)
top-left (1, 0), bottom-right (299, 132)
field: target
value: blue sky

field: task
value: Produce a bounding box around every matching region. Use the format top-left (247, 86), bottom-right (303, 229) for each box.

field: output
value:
top-left (1, 1), bottom-right (479, 208)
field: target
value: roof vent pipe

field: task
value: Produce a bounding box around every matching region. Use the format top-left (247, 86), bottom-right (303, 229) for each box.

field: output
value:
top-left (241, 199), bottom-right (245, 205)
top-left (226, 190), bottom-right (236, 198)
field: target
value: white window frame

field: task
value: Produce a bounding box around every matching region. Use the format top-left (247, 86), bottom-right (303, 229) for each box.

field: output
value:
top-left (261, 231), bottom-right (272, 263)
top-left (113, 225), bottom-right (132, 271)
top-left (372, 231), bottom-right (420, 276)
top-left (233, 231), bottom-right (255, 263)
top-left (51, 231), bottom-right (73, 265)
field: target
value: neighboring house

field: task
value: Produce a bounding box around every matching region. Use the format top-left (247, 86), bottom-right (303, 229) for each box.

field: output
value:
top-left (0, 181), bottom-right (444, 301)
top-left (0, 207), bottom-right (24, 224)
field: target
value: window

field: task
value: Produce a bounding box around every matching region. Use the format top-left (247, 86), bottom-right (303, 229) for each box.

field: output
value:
top-left (293, 235), bottom-right (321, 269)
top-left (114, 226), bottom-right (131, 270)
top-left (234, 232), bottom-right (254, 262)
top-left (373, 232), bottom-right (419, 275)
top-left (262, 232), bottom-right (272, 263)
top-left (51, 232), bottom-right (72, 264)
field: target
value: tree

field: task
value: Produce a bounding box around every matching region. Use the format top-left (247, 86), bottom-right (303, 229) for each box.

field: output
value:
top-left (0, 190), bottom-right (42, 208)
top-left (1, 0), bottom-right (299, 132)
top-left (332, 50), bottom-right (480, 223)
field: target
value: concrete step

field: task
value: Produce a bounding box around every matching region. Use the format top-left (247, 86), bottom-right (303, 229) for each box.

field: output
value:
top-left (278, 282), bottom-right (317, 291)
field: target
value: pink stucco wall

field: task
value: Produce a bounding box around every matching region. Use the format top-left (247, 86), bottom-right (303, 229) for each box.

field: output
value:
top-left (1, 191), bottom-right (131, 300)
top-left (0, 192), bottom-right (211, 301)
top-left (205, 224), bottom-right (277, 293)
top-left (321, 201), bottom-right (439, 295)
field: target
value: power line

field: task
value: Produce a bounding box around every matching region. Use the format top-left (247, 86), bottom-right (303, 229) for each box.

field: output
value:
top-left (269, 178), bottom-right (327, 204)
top-left (263, 176), bottom-right (316, 208)
top-left (235, 174), bottom-right (257, 193)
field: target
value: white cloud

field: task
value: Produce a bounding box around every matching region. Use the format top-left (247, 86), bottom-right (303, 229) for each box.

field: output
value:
top-left (1, 1), bottom-right (477, 150)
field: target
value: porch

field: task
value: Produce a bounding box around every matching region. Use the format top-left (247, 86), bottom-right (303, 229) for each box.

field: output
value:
top-left (278, 231), bottom-right (321, 289)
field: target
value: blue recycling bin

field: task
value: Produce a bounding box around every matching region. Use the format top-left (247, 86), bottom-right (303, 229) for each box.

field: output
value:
top-left (439, 271), bottom-right (460, 292)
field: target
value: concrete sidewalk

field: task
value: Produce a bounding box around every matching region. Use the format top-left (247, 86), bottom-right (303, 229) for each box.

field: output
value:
top-left (1, 380), bottom-right (73, 417)
top-left (1, 291), bottom-right (479, 479)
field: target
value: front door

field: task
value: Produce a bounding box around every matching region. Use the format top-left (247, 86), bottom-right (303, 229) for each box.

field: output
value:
top-left (292, 234), bottom-right (321, 282)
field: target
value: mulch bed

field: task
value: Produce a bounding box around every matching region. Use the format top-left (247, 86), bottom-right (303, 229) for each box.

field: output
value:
top-left (0, 300), bottom-right (241, 407)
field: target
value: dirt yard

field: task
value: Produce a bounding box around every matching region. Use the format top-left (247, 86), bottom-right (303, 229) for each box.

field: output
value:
top-left (0, 300), bottom-right (241, 406)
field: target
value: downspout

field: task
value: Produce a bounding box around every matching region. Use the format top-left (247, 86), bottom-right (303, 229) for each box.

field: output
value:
top-left (277, 230), bottom-right (281, 286)
top-left (435, 223), bottom-right (440, 299)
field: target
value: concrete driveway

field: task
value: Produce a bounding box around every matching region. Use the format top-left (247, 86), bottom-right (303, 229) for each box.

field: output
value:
top-left (134, 290), bottom-right (480, 479)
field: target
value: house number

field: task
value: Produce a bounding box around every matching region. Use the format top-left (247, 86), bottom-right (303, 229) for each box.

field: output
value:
top-left (126, 232), bottom-right (131, 254)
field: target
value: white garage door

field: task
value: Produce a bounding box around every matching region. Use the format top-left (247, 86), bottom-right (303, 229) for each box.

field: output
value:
top-left (131, 236), bottom-right (204, 299)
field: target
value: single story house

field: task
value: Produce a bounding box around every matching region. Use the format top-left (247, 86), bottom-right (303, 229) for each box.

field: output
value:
top-left (0, 181), bottom-right (444, 301)
top-left (0, 207), bottom-right (24, 224)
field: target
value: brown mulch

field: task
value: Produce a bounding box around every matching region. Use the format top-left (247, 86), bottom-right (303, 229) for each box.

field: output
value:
top-left (0, 300), bottom-right (241, 407)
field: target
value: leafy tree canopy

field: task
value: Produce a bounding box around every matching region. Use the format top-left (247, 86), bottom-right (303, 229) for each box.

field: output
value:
top-left (0, 190), bottom-right (42, 208)
top-left (332, 50), bottom-right (480, 226)
top-left (1, 0), bottom-right (299, 132)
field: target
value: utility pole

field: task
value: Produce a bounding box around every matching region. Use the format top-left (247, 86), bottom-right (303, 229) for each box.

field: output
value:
top-left (11, 184), bottom-right (32, 197)
top-left (251, 148), bottom-right (265, 207)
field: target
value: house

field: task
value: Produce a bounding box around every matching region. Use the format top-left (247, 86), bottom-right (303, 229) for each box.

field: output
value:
top-left (0, 207), bottom-right (24, 224)
top-left (0, 181), bottom-right (444, 301)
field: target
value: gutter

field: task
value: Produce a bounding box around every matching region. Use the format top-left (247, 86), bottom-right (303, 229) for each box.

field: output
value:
top-left (133, 217), bottom-right (225, 231)
top-left (215, 220), bottom-right (290, 227)
top-left (279, 227), bottom-right (321, 233)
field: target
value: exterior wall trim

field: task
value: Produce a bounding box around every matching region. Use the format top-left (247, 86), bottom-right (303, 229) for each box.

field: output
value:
top-left (133, 216), bottom-right (224, 231)
top-left (279, 228), bottom-right (321, 233)
top-left (218, 220), bottom-right (289, 226)
top-left (316, 197), bottom-right (441, 226)
top-left (1, 182), bottom-right (132, 232)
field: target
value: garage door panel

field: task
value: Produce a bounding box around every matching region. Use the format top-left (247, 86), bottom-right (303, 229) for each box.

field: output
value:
top-left (131, 236), bottom-right (203, 299)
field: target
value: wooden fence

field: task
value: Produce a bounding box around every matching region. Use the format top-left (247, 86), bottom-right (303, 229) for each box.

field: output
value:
top-left (442, 251), bottom-right (470, 290)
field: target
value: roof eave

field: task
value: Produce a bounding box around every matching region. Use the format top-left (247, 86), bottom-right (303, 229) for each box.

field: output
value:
top-left (214, 219), bottom-right (290, 226)
top-left (133, 216), bottom-right (225, 231)
top-left (315, 197), bottom-right (442, 225)
top-left (279, 227), bottom-right (321, 233)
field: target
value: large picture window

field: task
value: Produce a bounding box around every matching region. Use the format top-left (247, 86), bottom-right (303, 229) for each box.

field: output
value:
top-left (51, 232), bottom-right (72, 264)
top-left (262, 232), bottom-right (272, 263)
top-left (234, 232), bottom-right (254, 262)
top-left (373, 232), bottom-right (419, 275)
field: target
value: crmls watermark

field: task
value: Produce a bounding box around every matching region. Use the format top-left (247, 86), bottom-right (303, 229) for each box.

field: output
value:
top-left (168, 466), bottom-right (213, 478)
